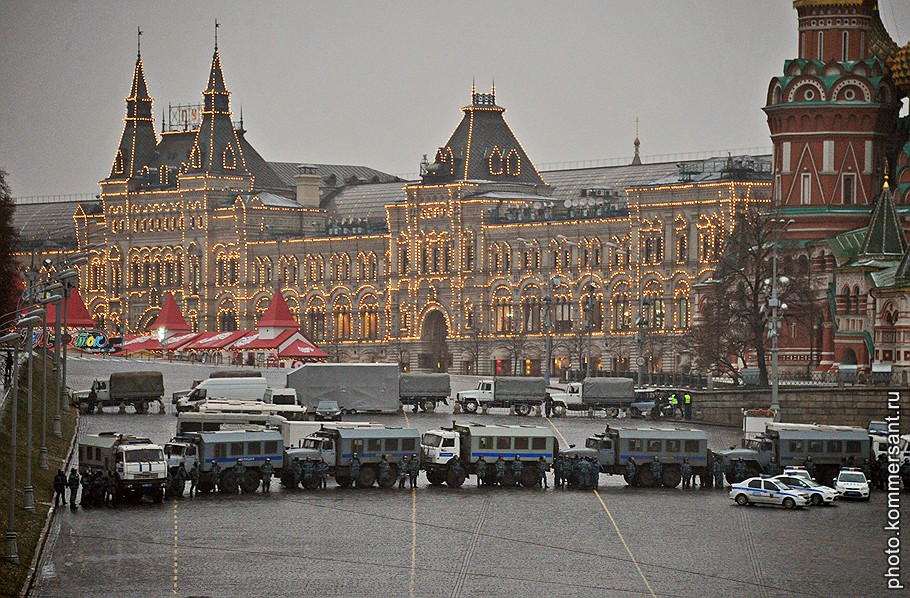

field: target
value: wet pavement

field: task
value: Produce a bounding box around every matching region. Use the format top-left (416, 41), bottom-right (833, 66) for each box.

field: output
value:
top-left (29, 357), bottom-right (908, 597)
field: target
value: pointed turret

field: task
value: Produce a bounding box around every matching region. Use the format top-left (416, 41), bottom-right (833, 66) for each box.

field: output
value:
top-left (421, 84), bottom-right (545, 186)
top-left (148, 292), bottom-right (192, 333)
top-left (186, 33), bottom-right (250, 182)
top-left (631, 118), bottom-right (642, 166)
top-left (108, 35), bottom-right (157, 180)
top-left (859, 176), bottom-right (908, 260)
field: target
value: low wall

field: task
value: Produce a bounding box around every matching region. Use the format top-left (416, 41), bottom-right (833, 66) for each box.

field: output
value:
top-left (691, 386), bottom-right (910, 430)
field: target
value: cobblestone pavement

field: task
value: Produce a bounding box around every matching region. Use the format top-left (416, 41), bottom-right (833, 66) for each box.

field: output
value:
top-left (29, 357), bottom-right (908, 597)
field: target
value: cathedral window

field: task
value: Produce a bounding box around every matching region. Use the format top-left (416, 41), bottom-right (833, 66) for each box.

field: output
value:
top-left (223, 146), bottom-right (236, 169)
top-left (489, 147), bottom-right (504, 175)
top-left (360, 295), bottom-right (380, 340)
top-left (306, 297), bottom-right (326, 341)
top-left (114, 150), bottom-right (124, 175)
top-left (333, 297), bottom-right (352, 340)
top-left (493, 289), bottom-right (514, 334)
top-left (506, 149), bottom-right (521, 176)
top-left (842, 174), bottom-right (855, 205)
top-left (801, 173), bottom-right (812, 205)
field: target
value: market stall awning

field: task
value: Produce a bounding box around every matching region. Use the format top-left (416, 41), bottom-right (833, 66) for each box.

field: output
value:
top-left (228, 328), bottom-right (296, 350)
top-left (278, 334), bottom-right (329, 359)
top-left (115, 331), bottom-right (199, 354)
top-left (148, 293), bottom-right (192, 332)
top-left (45, 288), bottom-right (97, 328)
top-left (180, 330), bottom-right (249, 350)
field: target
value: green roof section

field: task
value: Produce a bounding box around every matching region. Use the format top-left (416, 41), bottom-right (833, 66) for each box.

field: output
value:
top-left (859, 183), bottom-right (908, 260)
top-left (893, 246), bottom-right (910, 285)
top-left (828, 228), bottom-right (866, 261)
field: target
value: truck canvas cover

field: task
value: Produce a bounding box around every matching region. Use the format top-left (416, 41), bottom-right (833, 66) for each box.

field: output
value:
top-left (581, 378), bottom-right (635, 405)
top-left (494, 377), bottom-right (546, 401)
top-left (287, 363), bottom-right (400, 413)
top-left (108, 372), bottom-right (164, 399)
top-left (399, 373), bottom-right (451, 397)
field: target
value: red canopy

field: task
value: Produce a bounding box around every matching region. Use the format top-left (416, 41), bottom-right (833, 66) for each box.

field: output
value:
top-left (45, 288), bottom-right (96, 328)
top-left (258, 290), bottom-right (299, 329)
top-left (115, 331), bottom-right (199, 354)
top-left (278, 335), bottom-right (329, 359)
top-left (148, 293), bottom-right (192, 332)
top-left (229, 328), bottom-right (296, 350)
top-left (181, 330), bottom-right (248, 350)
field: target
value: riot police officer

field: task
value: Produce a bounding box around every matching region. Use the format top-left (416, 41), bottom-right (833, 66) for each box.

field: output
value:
top-left (554, 455), bottom-right (564, 488)
top-left (625, 457), bottom-right (637, 486)
top-left (712, 455), bottom-right (725, 489)
top-left (495, 455), bottom-right (506, 485)
top-left (650, 457), bottom-right (663, 487)
top-left (234, 459), bottom-right (246, 494)
top-left (188, 461), bottom-right (199, 498)
top-left (398, 456), bottom-right (409, 489)
top-left (318, 458), bottom-right (329, 489)
top-left (408, 454), bottom-right (419, 489)
top-left (261, 458), bottom-right (274, 493)
top-left (734, 458), bottom-right (747, 483)
top-left (681, 458), bottom-right (693, 489)
top-left (379, 454), bottom-right (392, 486)
top-left (54, 469), bottom-right (67, 508)
top-left (173, 463), bottom-right (187, 498)
top-left (350, 453), bottom-right (362, 488)
top-left (475, 456), bottom-right (487, 487)
top-left (537, 456), bottom-right (549, 489)
top-left (210, 459), bottom-right (222, 493)
top-left (766, 457), bottom-right (781, 477)
top-left (511, 457), bottom-right (523, 486)
top-left (301, 458), bottom-right (314, 489)
top-left (68, 468), bottom-right (80, 508)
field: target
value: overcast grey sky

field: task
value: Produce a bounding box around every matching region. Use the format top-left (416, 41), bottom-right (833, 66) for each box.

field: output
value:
top-left (1, 1), bottom-right (908, 198)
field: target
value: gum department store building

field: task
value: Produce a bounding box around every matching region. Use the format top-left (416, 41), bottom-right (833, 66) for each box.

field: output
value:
top-left (15, 0), bottom-right (910, 379)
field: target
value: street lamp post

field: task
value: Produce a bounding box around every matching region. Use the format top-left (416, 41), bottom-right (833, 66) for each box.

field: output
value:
top-left (21, 308), bottom-right (45, 512)
top-left (37, 294), bottom-right (63, 470)
top-left (585, 283), bottom-right (595, 378)
top-left (2, 330), bottom-right (22, 564)
top-left (56, 266), bottom-right (83, 415)
top-left (767, 218), bottom-right (793, 419)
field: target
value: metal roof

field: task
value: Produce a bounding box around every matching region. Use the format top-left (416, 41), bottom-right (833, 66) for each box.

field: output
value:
top-left (188, 429), bottom-right (283, 442)
top-left (455, 423), bottom-right (554, 437)
top-left (335, 427), bottom-right (420, 439)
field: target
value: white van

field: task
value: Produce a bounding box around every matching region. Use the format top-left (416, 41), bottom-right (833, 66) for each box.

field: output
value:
top-left (175, 377), bottom-right (269, 412)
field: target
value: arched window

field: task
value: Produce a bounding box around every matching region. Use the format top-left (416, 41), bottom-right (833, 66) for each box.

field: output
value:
top-left (489, 146), bottom-right (504, 175)
top-left (359, 295), bottom-right (380, 339)
top-left (223, 146), bottom-right (236, 169)
top-left (306, 297), bottom-right (326, 341)
top-left (114, 150), bottom-right (124, 175)
top-left (506, 149), bottom-right (520, 176)
top-left (333, 296), bottom-right (352, 340)
top-left (611, 284), bottom-right (631, 331)
top-left (520, 287), bottom-right (541, 333)
top-left (492, 287), bottom-right (514, 334)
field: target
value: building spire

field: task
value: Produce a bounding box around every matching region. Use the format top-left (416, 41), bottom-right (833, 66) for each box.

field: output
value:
top-left (491, 77), bottom-right (495, 103)
top-left (214, 19), bottom-right (219, 51)
top-left (631, 117), bottom-right (642, 166)
top-left (108, 43), bottom-right (157, 180)
top-left (137, 26), bottom-right (142, 58)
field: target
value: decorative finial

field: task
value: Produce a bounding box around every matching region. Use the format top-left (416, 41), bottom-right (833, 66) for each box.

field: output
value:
top-left (635, 117), bottom-right (639, 139)
top-left (239, 105), bottom-right (244, 131)
top-left (137, 27), bottom-right (143, 58)
top-left (471, 78), bottom-right (476, 99)
top-left (214, 19), bottom-right (219, 51)
top-left (491, 77), bottom-right (495, 102)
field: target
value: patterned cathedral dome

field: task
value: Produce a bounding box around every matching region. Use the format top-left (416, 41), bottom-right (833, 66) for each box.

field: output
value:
top-left (887, 42), bottom-right (910, 98)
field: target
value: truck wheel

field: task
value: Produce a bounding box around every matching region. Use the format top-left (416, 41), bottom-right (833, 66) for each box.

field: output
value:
top-left (623, 473), bottom-right (636, 486)
top-left (422, 399), bottom-right (436, 413)
top-left (629, 406), bottom-right (642, 418)
top-left (446, 468), bottom-right (466, 488)
top-left (483, 470), bottom-right (498, 486)
top-left (134, 402), bottom-right (145, 414)
top-left (153, 489), bottom-right (164, 504)
top-left (335, 474), bottom-right (352, 488)
top-left (605, 407), bottom-right (619, 418)
top-left (552, 403), bottom-right (566, 417)
top-left (637, 468), bottom-right (657, 488)
top-left (304, 475), bottom-right (321, 490)
top-left (662, 466), bottom-right (682, 488)
top-left (462, 399), bottom-right (478, 414)
top-left (198, 476), bottom-right (214, 494)
top-left (378, 467), bottom-right (397, 488)
top-left (427, 470), bottom-right (446, 486)
top-left (242, 470), bottom-right (261, 493)
top-left (502, 469), bottom-right (516, 486)
top-left (358, 467), bottom-right (377, 488)
top-left (515, 404), bottom-right (532, 416)
top-left (220, 470), bottom-right (237, 494)
top-left (520, 468), bottom-right (538, 488)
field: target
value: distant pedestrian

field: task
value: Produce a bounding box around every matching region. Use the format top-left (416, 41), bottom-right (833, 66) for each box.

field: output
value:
top-left (650, 457), bottom-right (663, 487)
top-left (173, 464), bottom-right (187, 498)
top-left (233, 460), bottom-right (246, 494)
top-left (876, 454), bottom-right (888, 491)
top-left (681, 459), bottom-right (693, 489)
top-left (589, 457), bottom-right (600, 490)
top-left (67, 468), bottom-right (80, 508)
top-left (318, 458), bottom-right (329, 489)
top-left (292, 457), bottom-right (303, 489)
top-left (210, 460), bottom-right (221, 493)
top-left (80, 470), bottom-right (91, 507)
top-left (683, 392), bottom-right (692, 420)
top-left (544, 396), bottom-right (553, 418)
top-left (54, 469), bottom-right (67, 507)
top-left (861, 459), bottom-right (872, 489)
top-left (553, 455), bottom-right (564, 488)
top-left (668, 394), bottom-right (679, 418)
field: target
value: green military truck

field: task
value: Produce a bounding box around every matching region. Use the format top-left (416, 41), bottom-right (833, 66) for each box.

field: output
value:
top-left (74, 371), bottom-right (165, 414)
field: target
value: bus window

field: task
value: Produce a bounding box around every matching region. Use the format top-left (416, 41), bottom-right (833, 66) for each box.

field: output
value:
top-left (514, 437), bottom-right (529, 450)
top-left (827, 440), bottom-right (842, 453)
top-left (496, 437), bottom-right (511, 450)
top-left (532, 437), bottom-right (547, 450)
top-left (384, 438), bottom-right (399, 452)
top-left (647, 439), bottom-right (662, 452)
top-left (402, 438), bottom-right (416, 452)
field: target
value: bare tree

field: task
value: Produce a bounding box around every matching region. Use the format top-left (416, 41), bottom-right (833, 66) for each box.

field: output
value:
top-left (502, 326), bottom-right (529, 375)
top-left (693, 208), bottom-right (815, 385)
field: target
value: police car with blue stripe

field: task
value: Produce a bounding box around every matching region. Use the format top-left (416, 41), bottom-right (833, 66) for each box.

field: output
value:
top-left (729, 476), bottom-right (811, 509)
top-left (772, 474), bottom-right (839, 505)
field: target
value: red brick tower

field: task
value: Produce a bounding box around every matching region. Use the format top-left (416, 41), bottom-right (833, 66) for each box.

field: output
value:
top-left (764, 0), bottom-right (902, 240)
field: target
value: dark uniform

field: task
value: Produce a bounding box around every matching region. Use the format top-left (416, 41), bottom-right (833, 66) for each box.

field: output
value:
top-left (292, 458), bottom-right (303, 488)
top-left (577, 459), bottom-right (589, 490)
top-left (379, 455), bottom-right (391, 485)
top-left (210, 460), bottom-right (221, 493)
top-left (408, 454), bottom-right (419, 488)
top-left (625, 458), bottom-right (637, 486)
top-left (475, 456), bottom-right (487, 487)
top-left (650, 457), bottom-right (663, 487)
top-left (589, 458), bottom-right (600, 490)
top-left (80, 471), bottom-right (91, 507)
top-left (803, 456), bottom-right (817, 480)
top-left (188, 462), bottom-right (199, 497)
top-left (173, 465), bottom-right (187, 498)
top-left (511, 458), bottom-right (523, 486)
top-left (681, 459), bottom-right (693, 488)
top-left (766, 459), bottom-right (782, 477)
top-left (106, 470), bottom-right (117, 506)
top-left (398, 457), bottom-right (409, 488)
top-left (261, 459), bottom-right (274, 493)
top-left (683, 392), bottom-right (692, 420)
top-left (495, 456), bottom-right (506, 485)
top-left (233, 460), bottom-right (246, 494)
top-left (713, 457), bottom-right (725, 489)
top-left (301, 459), bottom-right (314, 488)
top-left (67, 468), bottom-right (80, 508)
top-left (734, 458), bottom-right (747, 483)
top-left (54, 470), bottom-right (67, 507)
top-left (350, 455), bottom-right (361, 488)
top-left (537, 457), bottom-right (549, 489)
top-left (861, 459), bottom-right (873, 490)
top-left (554, 456), bottom-right (564, 488)
top-left (318, 459), bottom-right (329, 489)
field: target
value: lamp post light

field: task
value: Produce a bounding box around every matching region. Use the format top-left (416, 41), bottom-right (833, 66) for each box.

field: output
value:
top-left (1, 330), bottom-right (23, 564)
top-left (36, 294), bottom-right (62, 470)
top-left (767, 218), bottom-right (794, 420)
top-left (20, 308), bottom-right (45, 512)
top-left (157, 326), bottom-right (169, 360)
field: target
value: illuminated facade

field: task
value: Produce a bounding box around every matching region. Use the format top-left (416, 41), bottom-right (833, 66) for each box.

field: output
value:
top-left (66, 40), bottom-right (773, 374)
